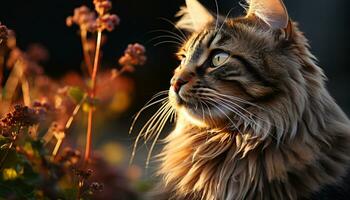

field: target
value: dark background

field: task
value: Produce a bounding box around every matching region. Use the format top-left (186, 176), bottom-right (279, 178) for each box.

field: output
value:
top-left (0, 0), bottom-right (349, 114)
top-left (0, 0), bottom-right (349, 166)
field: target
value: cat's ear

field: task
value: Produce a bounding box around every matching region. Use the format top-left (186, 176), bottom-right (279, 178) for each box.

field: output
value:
top-left (176, 0), bottom-right (214, 32)
top-left (246, 0), bottom-right (289, 30)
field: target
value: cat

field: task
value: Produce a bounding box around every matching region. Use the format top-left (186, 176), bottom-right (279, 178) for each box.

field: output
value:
top-left (139, 0), bottom-right (350, 199)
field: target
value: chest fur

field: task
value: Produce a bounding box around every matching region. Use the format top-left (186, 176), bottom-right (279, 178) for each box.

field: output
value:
top-left (158, 126), bottom-right (350, 200)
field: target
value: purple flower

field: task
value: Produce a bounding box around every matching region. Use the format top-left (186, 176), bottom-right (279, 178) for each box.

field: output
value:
top-left (118, 43), bottom-right (147, 72)
top-left (66, 6), bottom-right (97, 32)
top-left (97, 14), bottom-right (120, 32)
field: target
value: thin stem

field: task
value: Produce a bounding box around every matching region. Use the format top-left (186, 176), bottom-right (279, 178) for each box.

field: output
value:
top-left (66, 94), bottom-right (87, 130)
top-left (80, 30), bottom-right (93, 76)
top-left (0, 133), bottom-right (17, 170)
top-left (84, 30), bottom-right (102, 163)
top-left (76, 179), bottom-right (84, 200)
top-left (0, 53), bottom-right (4, 102)
top-left (51, 94), bottom-right (87, 158)
top-left (1, 61), bottom-right (23, 115)
top-left (21, 76), bottom-right (31, 106)
top-left (52, 133), bottom-right (64, 157)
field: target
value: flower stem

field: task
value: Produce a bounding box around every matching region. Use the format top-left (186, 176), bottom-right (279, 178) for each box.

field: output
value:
top-left (84, 30), bottom-right (102, 163)
top-left (80, 30), bottom-right (93, 76)
top-left (52, 94), bottom-right (86, 158)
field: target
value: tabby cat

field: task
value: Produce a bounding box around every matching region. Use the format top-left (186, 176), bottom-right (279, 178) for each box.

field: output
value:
top-left (141, 0), bottom-right (350, 199)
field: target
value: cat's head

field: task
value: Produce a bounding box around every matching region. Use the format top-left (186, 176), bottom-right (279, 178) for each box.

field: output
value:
top-left (169, 0), bottom-right (323, 138)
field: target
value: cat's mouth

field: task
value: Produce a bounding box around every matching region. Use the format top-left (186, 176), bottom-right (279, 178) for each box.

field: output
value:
top-left (170, 89), bottom-right (195, 107)
top-left (169, 89), bottom-right (248, 128)
top-left (169, 89), bottom-right (218, 127)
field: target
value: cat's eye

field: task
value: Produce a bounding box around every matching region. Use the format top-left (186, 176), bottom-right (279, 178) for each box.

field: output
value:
top-left (212, 52), bottom-right (229, 68)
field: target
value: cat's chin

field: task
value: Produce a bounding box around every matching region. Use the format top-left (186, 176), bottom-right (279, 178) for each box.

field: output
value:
top-left (178, 107), bottom-right (208, 128)
top-left (169, 90), bottom-right (230, 128)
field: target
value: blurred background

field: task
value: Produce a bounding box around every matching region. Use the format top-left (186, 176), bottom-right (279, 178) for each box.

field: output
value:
top-left (0, 0), bottom-right (349, 188)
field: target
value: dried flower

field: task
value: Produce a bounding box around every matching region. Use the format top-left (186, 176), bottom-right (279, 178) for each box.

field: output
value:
top-left (1, 105), bottom-right (40, 127)
top-left (26, 43), bottom-right (50, 62)
top-left (0, 104), bottom-right (49, 137)
top-left (57, 147), bottom-right (81, 165)
top-left (5, 47), bottom-right (45, 79)
top-left (75, 168), bottom-right (93, 180)
top-left (66, 6), bottom-right (97, 32)
top-left (118, 43), bottom-right (147, 72)
top-left (93, 0), bottom-right (112, 16)
top-left (96, 14), bottom-right (120, 32)
top-left (6, 47), bottom-right (22, 67)
top-left (90, 182), bottom-right (104, 192)
top-left (0, 22), bottom-right (8, 43)
top-left (6, 30), bottom-right (16, 49)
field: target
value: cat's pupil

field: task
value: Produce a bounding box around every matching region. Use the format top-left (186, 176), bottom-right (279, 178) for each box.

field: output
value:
top-left (212, 52), bottom-right (229, 67)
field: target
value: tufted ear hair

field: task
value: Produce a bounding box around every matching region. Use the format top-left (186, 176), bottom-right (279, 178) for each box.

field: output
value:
top-left (246, 0), bottom-right (289, 30)
top-left (176, 0), bottom-right (215, 32)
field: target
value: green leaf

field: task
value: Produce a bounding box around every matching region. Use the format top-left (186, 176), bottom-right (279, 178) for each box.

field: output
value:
top-left (61, 188), bottom-right (78, 200)
top-left (134, 180), bottom-right (153, 192)
top-left (0, 149), bottom-right (21, 169)
top-left (0, 136), bottom-right (10, 145)
top-left (0, 143), bottom-right (11, 149)
top-left (67, 86), bottom-right (85, 103)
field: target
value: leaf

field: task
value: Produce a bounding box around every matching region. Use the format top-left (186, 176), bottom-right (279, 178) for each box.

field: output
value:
top-left (67, 86), bottom-right (85, 103)
top-left (0, 143), bottom-right (11, 149)
top-left (61, 188), bottom-right (78, 200)
top-left (135, 180), bottom-right (153, 192)
top-left (82, 97), bottom-right (100, 113)
top-left (2, 168), bottom-right (18, 180)
top-left (0, 149), bottom-right (21, 168)
top-left (0, 135), bottom-right (10, 145)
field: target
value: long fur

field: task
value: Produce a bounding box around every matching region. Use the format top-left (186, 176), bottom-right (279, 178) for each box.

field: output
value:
top-left (143, 1), bottom-right (350, 200)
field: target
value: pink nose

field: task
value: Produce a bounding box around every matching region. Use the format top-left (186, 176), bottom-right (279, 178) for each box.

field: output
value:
top-left (172, 78), bottom-right (189, 93)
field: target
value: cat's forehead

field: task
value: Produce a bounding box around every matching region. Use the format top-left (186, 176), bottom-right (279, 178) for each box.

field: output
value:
top-left (179, 19), bottom-right (277, 67)
top-left (181, 29), bottom-right (232, 66)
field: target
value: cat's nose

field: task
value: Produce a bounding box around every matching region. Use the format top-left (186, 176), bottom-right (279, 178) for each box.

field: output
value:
top-left (172, 78), bottom-right (189, 93)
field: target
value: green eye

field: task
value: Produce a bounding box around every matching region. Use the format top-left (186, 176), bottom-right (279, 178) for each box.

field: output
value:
top-left (212, 52), bottom-right (229, 67)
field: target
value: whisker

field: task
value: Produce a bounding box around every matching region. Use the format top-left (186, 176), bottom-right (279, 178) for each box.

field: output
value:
top-left (202, 94), bottom-right (254, 121)
top-left (157, 17), bottom-right (188, 41)
top-left (200, 99), bottom-right (216, 127)
top-left (129, 91), bottom-right (168, 135)
top-left (197, 87), bottom-right (266, 111)
top-left (201, 94), bottom-right (281, 141)
top-left (217, 6), bottom-right (234, 35)
top-left (148, 35), bottom-right (185, 44)
top-left (204, 92), bottom-right (277, 128)
top-left (131, 102), bottom-right (168, 165)
top-left (214, 98), bottom-right (252, 122)
top-left (146, 107), bottom-right (173, 169)
top-left (213, 0), bottom-right (220, 31)
top-left (148, 29), bottom-right (186, 42)
top-left (214, 92), bottom-right (266, 111)
top-left (205, 100), bottom-right (243, 136)
top-left (130, 94), bottom-right (169, 164)
top-left (141, 101), bottom-right (170, 140)
top-left (154, 40), bottom-right (183, 47)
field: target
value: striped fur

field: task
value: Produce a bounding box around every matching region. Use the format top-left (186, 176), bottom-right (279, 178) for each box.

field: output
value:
top-left (149, 1), bottom-right (350, 199)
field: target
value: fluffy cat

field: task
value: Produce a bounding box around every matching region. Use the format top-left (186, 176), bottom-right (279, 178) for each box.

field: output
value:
top-left (138, 0), bottom-right (350, 199)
